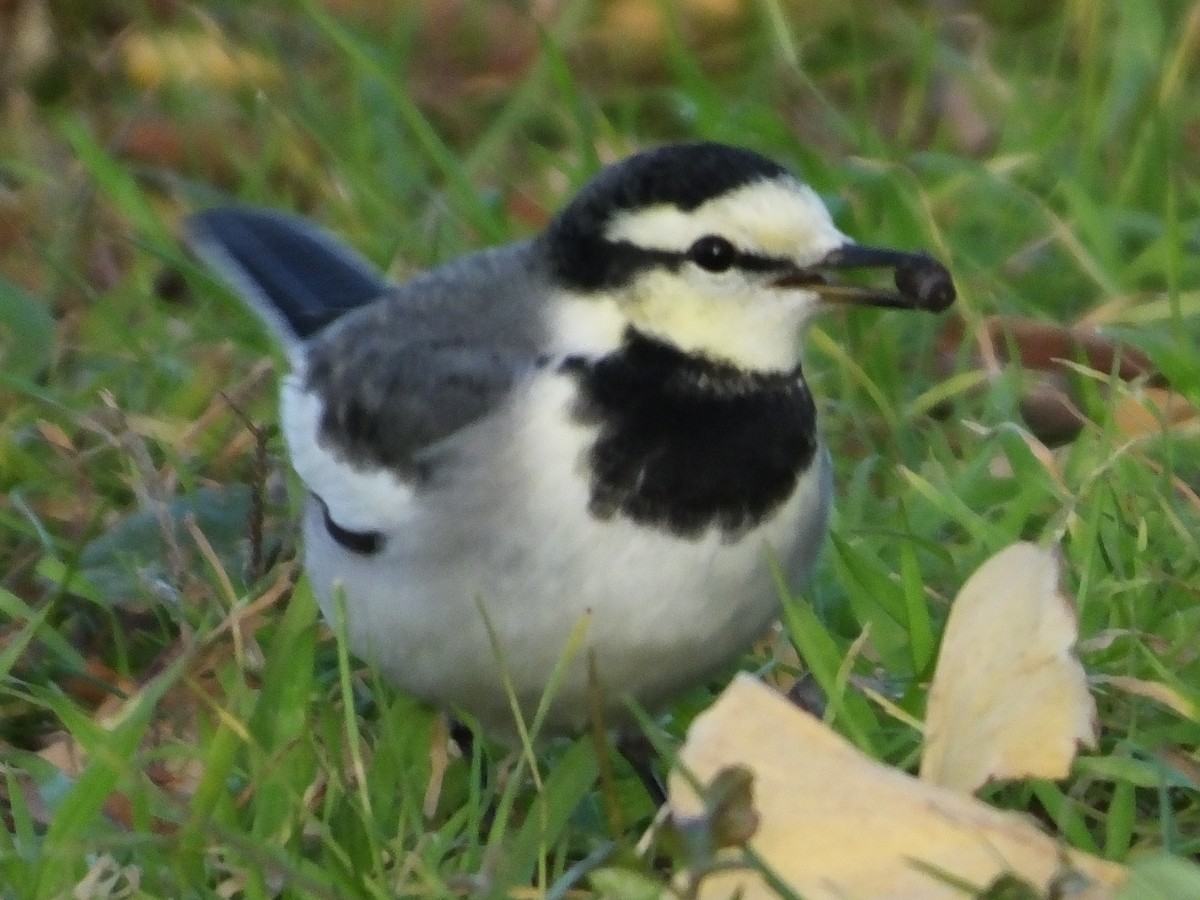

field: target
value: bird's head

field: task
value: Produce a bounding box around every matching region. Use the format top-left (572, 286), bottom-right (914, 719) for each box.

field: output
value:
top-left (542, 142), bottom-right (954, 370)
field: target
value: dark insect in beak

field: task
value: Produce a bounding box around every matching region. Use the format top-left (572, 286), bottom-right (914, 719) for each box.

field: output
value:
top-left (775, 244), bottom-right (956, 313)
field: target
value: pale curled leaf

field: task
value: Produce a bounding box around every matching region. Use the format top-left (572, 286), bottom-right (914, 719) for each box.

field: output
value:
top-left (1095, 675), bottom-right (1199, 721)
top-left (920, 542), bottom-right (1098, 793)
top-left (669, 675), bottom-right (1126, 900)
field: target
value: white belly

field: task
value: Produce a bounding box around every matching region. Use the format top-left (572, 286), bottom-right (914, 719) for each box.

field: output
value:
top-left (298, 373), bottom-right (831, 738)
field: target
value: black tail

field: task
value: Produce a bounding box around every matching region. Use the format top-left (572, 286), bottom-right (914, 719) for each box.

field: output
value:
top-left (186, 206), bottom-right (391, 345)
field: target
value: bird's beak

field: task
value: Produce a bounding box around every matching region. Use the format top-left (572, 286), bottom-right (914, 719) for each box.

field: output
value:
top-left (775, 243), bottom-right (956, 313)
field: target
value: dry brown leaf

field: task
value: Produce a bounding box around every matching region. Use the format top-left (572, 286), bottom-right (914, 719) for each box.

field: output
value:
top-left (38, 731), bottom-right (88, 780)
top-left (976, 419), bottom-right (1068, 493)
top-left (1017, 378), bottom-right (1089, 446)
top-left (36, 419), bottom-right (75, 453)
top-left (938, 316), bottom-right (1157, 382)
top-left (936, 316), bottom-right (1163, 444)
top-left (1112, 386), bottom-right (1200, 439)
top-left (669, 675), bottom-right (1126, 900)
top-left (114, 117), bottom-right (250, 186)
top-left (920, 542), bottom-right (1097, 793)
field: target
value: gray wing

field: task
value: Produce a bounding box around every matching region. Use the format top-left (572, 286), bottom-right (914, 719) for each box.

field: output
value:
top-left (187, 206), bottom-right (550, 478)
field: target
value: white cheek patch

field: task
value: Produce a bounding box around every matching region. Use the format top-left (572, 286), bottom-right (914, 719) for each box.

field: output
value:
top-left (605, 177), bottom-right (850, 265)
top-left (280, 373), bottom-right (416, 533)
top-left (548, 292), bottom-right (627, 356)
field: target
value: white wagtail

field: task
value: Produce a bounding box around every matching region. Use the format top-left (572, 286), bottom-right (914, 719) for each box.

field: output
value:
top-left (187, 141), bottom-right (954, 742)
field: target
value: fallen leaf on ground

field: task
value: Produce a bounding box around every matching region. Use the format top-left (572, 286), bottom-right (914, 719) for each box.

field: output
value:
top-left (1095, 674), bottom-right (1199, 721)
top-left (921, 542), bottom-right (1097, 793)
top-left (936, 316), bottom-right (1163, 444)
top-left (669, 675), bottom-right (1126, 900)
top-left (121, 30), bottom-right (280, 90)
top-left (939, 316), bottom-right (1157, 382)
top-left (1111, 386), bottom-right (1200, 439)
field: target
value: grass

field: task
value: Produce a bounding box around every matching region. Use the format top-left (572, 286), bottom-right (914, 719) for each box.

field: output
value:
top-left (2, 0), bottom-right (1199, 896)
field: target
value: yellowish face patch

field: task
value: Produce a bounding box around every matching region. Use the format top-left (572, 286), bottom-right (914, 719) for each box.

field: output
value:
top-left (619, 268), bottom-right (817, 371)
top-left (598, 176), bottom-right (851, 370)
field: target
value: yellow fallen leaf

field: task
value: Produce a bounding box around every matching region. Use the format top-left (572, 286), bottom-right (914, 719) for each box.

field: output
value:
top-left (920, 542), bottom-right (1097, 793)
top-left (669, 675), bottom-right (1126, 900)
top-left (599, 0), bottom-right (667, 52)
top-left (122, 31), bottom-right (280, 91)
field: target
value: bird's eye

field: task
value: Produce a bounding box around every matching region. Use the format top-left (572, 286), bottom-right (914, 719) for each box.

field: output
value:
top-left (687, 235), bottom-right (737, 273)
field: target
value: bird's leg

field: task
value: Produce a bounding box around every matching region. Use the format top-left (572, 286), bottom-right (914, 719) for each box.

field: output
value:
top-left (449, 717), bottom-right (476, 761)
top-left (616, 731), bottom-right (666, 807)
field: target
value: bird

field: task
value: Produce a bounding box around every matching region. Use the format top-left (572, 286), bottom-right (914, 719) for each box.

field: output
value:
top-left (187, 141), bottom-right (954, 745)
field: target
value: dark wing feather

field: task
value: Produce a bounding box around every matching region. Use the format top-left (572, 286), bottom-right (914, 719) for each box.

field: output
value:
top-left (186, 206), bottom-right (391, 346)
top-left (188, 205), bottom-right (551, 477)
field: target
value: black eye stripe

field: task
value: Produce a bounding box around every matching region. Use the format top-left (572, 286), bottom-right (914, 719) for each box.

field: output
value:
top-left (686, 236), bottom-right (798, 277)
top-left (732, 251), bottom-right (791, 273)
top-left (606, 240), bottom-right (792, 272)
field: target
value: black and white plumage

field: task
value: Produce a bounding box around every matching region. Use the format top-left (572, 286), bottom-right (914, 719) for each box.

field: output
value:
top-left (188, 142), bottom-right (954, 739)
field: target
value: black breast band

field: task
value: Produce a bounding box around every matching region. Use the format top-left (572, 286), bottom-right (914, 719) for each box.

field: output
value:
top-left (562, 328), bottom-right (818, 539)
